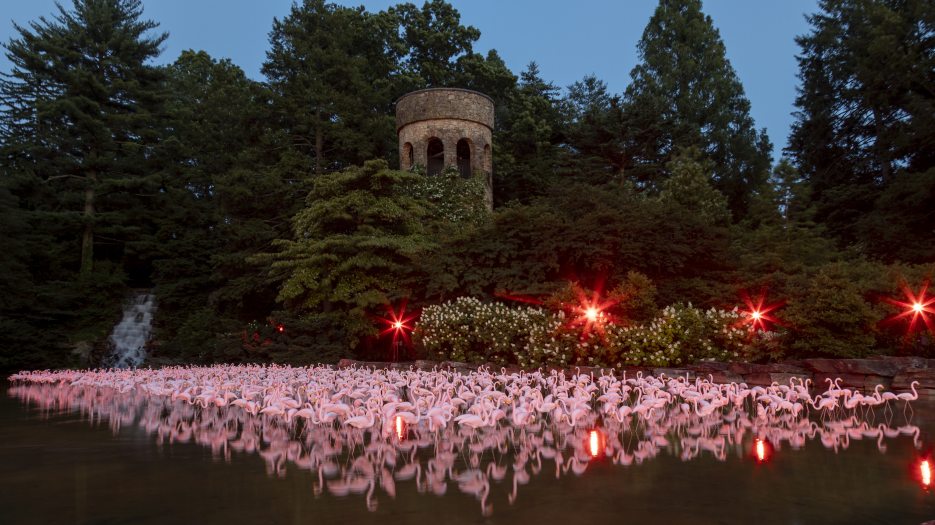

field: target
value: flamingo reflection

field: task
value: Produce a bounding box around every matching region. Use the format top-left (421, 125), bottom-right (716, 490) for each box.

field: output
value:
top-left (7, 365), bottom-right (928, 516)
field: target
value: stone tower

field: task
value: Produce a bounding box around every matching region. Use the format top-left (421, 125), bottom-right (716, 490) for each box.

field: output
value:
top-left (395, 88), bottom-right (494, 210)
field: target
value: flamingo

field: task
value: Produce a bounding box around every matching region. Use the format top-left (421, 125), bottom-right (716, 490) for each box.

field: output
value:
top-left (896, 381), bottom-right (920, 403)
top-left (344, 410), bottom-right (376, 429)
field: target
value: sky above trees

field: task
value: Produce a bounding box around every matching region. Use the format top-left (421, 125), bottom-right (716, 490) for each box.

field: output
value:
top-left (0, 0), bottom-right (817, 157)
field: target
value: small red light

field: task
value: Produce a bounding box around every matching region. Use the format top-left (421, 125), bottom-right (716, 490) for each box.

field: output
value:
top-left (393, 320), bottom-right (403, 330)
top-left (751, 310), bottom-right (762, 321)
top-left (922, 459), bottom-right (932, 488)
top-left (914, 302), bottom-right (924, 314)
top-left (276, 324), bottom-right (285, 333)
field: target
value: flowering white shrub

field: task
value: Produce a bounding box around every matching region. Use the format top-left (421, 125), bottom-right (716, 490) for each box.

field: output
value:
top-left (415, 298), bottom-right (771, 367)
top-left (599, 304), bottom-right (749, 367)
top-left (415, 297), bottom-right (558, 365)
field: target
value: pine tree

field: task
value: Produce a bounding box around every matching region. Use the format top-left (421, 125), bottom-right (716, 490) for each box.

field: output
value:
top-left (0, 0), bottom-right (167, 276)
top-left (562, 75), bottom-right (627, 184)
top-left (624, 0), bottom-right (772, 217)
top-left (788, 0), bottom-right (934, 259)
top-left (493, 62), bottom-right (562, 204)
top-left (151, 50), bottom-right (272, 359)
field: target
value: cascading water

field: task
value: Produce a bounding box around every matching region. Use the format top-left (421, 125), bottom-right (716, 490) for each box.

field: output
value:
top-left (104, 291), bottom-right (156, 368)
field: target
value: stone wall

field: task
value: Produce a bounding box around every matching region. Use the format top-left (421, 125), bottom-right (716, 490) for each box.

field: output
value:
top-left (397, 118), bottom-right (492, 175)
top-left (336, 356), bottom-right (935, 398)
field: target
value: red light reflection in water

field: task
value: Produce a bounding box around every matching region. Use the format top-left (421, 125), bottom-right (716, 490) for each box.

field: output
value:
top-left (921, 459), bottom-right (932, 489)
top-left (754, 438), bottom-right (771, 463)
top-left (394, 415), bottom-right (407, 441)
top-left (588, 429), bottom-right (605, 459)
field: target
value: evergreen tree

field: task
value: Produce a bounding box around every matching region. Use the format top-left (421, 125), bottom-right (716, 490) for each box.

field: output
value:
top-left (561, 75), bottom-right (627, 184)
top-left (0, 0), bottom-right (167, 276)
top-left (624, 0), bottom-right (772, 217)
top-left (0, 0), bottom-right (166, 367)
top-left (456, 49), bottom-right (516, 102)
top-left (151, 50), bottom-right (270, 360)
top-left (268, 160), bottom-right (434, 350)
top-left (788, 0), bottom-right (935, 260)
top-left (493, 62), bottom-right (562, 204)
top-left (731, 158), bottom-right (839, 284)
top-left (393, 0), bottom-right (480, 87)
top-left (263, 0), bottom-right (399, 175)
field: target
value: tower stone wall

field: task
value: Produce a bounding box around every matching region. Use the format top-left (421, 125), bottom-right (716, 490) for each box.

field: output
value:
top-left (395, 88), bottom-right (494, 209)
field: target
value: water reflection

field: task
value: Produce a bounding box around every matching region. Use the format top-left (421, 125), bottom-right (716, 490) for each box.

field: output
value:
top-left (588, 429), bottom-right (603, 459)
top-left (754, 438), bottom-right (770, 463)
top-left (7, 382), bottom-right (926, 515)
top-left (921, 458), bottom-right (932, 489)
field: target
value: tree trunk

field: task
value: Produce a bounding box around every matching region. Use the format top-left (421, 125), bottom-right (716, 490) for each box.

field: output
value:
top-left (315, 108), bottom-right (323, 176)
top-left (872, 106), bottom-right (891, 183)
top-left (80, 178), bottom-right (95, 275)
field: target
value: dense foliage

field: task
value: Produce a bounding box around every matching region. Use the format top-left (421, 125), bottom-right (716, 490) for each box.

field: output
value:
top-left (787, 0), bottom-right (934, 261)
top-left (0, 0), bottom-right (932, 370)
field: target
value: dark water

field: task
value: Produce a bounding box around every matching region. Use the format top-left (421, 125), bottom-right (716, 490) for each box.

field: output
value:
top-left (1, 380), bottom-right (934, 525)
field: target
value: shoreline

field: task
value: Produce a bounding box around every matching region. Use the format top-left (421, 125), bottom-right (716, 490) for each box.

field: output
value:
top-left (336, 355), bottom-right (935, 397)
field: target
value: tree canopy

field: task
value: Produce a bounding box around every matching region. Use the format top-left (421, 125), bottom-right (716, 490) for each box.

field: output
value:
top-left (1, 0), bottom-right (932, 368)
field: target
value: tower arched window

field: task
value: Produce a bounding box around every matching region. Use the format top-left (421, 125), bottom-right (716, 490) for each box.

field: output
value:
top-left (427, 138), bottom-right (444, 176)
top-left (402, 142), bottom-right (413, 170)
top-left (457, 138), bottom-right (472, 178)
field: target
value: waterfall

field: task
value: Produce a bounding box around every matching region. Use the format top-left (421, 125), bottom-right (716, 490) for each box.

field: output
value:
top-left (104, 291), bottom-right (156, 369)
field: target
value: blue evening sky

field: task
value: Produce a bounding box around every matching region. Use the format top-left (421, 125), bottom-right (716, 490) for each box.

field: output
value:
top-left (0, 0), bottom-right (818, 158)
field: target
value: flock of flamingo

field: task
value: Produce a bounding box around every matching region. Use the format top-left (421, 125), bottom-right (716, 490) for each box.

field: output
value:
top-left (7, 365), bottom-right (926, 515)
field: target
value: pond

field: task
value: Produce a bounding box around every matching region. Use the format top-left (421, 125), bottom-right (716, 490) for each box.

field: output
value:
top-left (1, 370), bottom-right (934, 525)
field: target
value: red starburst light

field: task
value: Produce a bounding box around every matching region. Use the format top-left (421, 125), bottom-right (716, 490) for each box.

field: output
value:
top-left (738, 292), bottom-right (783, 333)
top-left (573, 296), bottom-right (614, 335)
top-left (584, 306), bottom-right (600, 322)
top-left (379, 301), bottom-right (416, 348)
top-left (884, 282), bottom-right (935, 334)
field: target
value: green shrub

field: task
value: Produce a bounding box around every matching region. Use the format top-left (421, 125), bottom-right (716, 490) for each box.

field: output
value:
top-left (783, 266), bottom-right (880, 357)
top-left (610, 271), bottom-right (659, 322)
